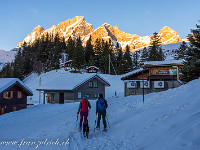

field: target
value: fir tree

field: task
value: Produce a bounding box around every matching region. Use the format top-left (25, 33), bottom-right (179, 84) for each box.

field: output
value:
top-left (54, 33), bottom-right (62, 69)
top-left (85, 36), bottom-right (94, 66)
top-left (71, 37), bottom-right (85, 71)
top-left (118, 55), bottom-right (130, 75)
top-left (175, 41), bottom-right (188, 60)
top-left (158, 47), bottom-right (165, 61)
top-left (94, 38), bottom-right (102, 67)
top-left (182, 21), bottom-right (200, 82)
top-left (123, 45), bottom-right (133, 71)
top-left (141, 47), bottom-right (148, 62)
top-left (99, 40), bottom-right (110, 74)
top-left (88, 55), bottom-right (95, 66)
top-left (148, 32), bottom-right (164, 61)
top-left (13, 48), bottom-right (24, 79)
top-left (133, 50), bottom-right (139, 69)
top-left (66, 36), bottom-right (75, 60)
top-left (116, 45), bottom-right (123, 74)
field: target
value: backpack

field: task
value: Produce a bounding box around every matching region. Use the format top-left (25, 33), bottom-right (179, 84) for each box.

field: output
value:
top-left (81, 99), bottom-right (88, 112)
top-left (97, 98), bottom-right (106, 112)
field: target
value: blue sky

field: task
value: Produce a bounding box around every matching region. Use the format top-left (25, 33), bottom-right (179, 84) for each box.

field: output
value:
top-left (0, 0), bottom-right (199, 51)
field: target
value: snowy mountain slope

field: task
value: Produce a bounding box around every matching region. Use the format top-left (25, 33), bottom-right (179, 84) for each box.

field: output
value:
top-left (0, 49), bottom-right (15, 63)
top-left (135, 42), bottom-right (190, 60)
top-left (0, 70), bottom-right (200, 149)
top-left (0, 49), bottom-right (16, 71)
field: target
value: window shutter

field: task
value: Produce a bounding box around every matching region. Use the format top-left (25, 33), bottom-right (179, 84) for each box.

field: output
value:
top-left (3, 92), bottom-right (6, 98)
top-left (11, 91), bottom-right (13, 98)
top-left (18, 91), bottom-right (22, 98)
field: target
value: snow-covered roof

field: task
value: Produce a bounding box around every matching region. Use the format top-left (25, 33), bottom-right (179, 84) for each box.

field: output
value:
top-left (121, 68), bottom-right (143, 79)
top-left (0, 78), bottom-right (33, 95)
top-left (86, 66), bottom-right (99, 70)
top-left (36, 73), bottom-right (110, 91)
top-left (144, 59), bottom-right (184, 66)
top-left (65, 60), bottom-right (73, 63)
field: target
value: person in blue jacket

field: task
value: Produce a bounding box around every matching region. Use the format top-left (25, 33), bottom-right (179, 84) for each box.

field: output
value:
top-left (96, 93), bottom-right (108, 131)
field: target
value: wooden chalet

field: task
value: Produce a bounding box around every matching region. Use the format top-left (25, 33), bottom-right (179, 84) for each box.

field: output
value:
top-left (0, 78), bottom-right (33, 115)
top-left (62, 60), bottom-right (73, 70)
top-left (121, 60), bottom-right (184, 97)
top-left (86, 66), bottom-right (99, 73)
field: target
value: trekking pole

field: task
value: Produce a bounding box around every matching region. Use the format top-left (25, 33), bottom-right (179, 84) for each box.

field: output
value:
top-left (76, 114), bottom-right (78, 128)
top-left (94, 114), bottom-right (97, 132)
top-left (106, 115), bottom-right (110, 129)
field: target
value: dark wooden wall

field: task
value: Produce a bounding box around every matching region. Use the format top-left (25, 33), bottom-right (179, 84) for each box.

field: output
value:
top-left (0, 85), bottom-right (28, 114)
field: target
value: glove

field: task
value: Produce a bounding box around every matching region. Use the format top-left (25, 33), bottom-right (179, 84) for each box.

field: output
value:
top-left (77, 112), bottom-right (79, 115)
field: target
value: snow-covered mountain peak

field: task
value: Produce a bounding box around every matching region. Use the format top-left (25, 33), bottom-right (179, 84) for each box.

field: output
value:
top-left (17, 16), bottom-right (184, 51)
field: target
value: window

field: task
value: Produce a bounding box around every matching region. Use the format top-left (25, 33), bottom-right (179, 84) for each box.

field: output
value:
top-left (78, 92), bottom-right (81, 98)
top-left (93, 82), bottom-right (98, 88)
top-left (17, 91), bottom-right (22, 99)
top-left (3, 91), bottom-right (13, 99)
top-left (89, 82), bottom-right (93, 88)
top-left (95, 93), bottom-right (100, 98)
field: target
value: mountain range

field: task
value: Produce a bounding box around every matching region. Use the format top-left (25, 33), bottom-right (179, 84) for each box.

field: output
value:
top-left (17, 16), bottom-right (183, 50)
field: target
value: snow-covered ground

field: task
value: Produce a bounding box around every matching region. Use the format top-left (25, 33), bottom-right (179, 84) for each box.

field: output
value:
top-left (0, 71), bottom-right (200, 150)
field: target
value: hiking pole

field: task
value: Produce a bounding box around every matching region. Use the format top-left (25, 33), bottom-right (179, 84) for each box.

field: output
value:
top-left (76, 114), bottom-right (78, 128)
top-left (94, 114), bottom-right (97, 132)
top-left (106, 115), bottom-right (110, 129)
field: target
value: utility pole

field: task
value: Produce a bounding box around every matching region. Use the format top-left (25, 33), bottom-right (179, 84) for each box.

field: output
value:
top-left (140, 62), bottom-right (145, 103)
top-left (39, 77), bottom-right (41, 104)
top-left (109, 54), bottom-right (111, 74)
top-left (142, 69), bottom-right (144, 103)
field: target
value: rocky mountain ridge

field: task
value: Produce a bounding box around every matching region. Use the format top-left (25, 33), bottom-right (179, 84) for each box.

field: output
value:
top-left (17, 16), bottom-right (183, 50)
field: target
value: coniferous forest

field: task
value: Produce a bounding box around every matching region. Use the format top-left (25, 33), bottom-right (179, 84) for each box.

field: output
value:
top-left (0, 33), bottom-right (134, 80)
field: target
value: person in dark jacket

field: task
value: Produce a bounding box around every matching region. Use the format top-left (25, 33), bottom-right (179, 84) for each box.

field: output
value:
top-left (96, 93), bottom-right (108, 130)
top-left (77, 95), bottom-right (91, 130)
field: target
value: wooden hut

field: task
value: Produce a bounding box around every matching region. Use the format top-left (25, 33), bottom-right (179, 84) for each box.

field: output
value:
top-left (0, 78), bottom-right (33, 115)
top-left (121, 60), bottom-right (184, 97)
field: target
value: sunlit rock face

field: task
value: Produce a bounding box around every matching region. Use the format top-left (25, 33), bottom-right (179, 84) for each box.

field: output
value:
top-left (17, 16), bottom-right (183, 51)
